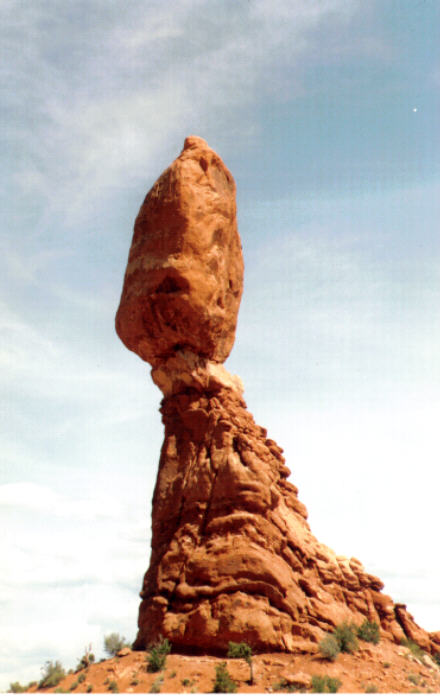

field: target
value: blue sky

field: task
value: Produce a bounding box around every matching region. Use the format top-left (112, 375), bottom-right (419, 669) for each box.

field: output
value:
top-left (1, 0), bottom-right (439, 688)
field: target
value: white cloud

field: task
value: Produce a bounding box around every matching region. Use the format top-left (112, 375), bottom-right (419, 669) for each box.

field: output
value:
top-left (0, 482), bottom-right (125, 521)
top-left (0, 480), bottom-right (148, 688)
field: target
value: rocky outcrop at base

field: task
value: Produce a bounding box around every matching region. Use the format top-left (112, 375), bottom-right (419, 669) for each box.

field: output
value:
top-left (131, 374), bottom-right (438, 654)
top-left (116, 136), bottom-right (439, 656)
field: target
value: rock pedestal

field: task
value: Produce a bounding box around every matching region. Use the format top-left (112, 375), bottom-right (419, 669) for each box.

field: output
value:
top-left (116, 136), bottom-right (439, 655)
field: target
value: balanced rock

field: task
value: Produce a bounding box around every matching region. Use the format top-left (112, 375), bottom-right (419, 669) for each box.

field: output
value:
top-left (116, 135), bottom-right (243, 370)
top-left (116, 137), bottom-right (440, 656)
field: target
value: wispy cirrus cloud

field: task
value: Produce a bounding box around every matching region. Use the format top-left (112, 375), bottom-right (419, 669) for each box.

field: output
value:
top-left (2, 0), bottom-right (368, 220)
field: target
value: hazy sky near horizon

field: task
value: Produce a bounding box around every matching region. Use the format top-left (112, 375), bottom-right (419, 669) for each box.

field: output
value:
top-left (1, 0), bottom-right (439, 688)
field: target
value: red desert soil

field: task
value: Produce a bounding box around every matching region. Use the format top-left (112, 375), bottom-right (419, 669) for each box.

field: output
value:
top-left (29, 642), bottom-right (440, 694)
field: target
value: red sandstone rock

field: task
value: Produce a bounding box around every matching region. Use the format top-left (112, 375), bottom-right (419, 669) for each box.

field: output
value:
top-left (116, 137), bottom-right (438, 656)
top-left (131, 383), bottom-right (435, 653)
top-left (115, 135), bottom-right (243, 368)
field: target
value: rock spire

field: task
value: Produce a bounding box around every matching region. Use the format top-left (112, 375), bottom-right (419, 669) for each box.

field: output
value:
top-left (116, 136), bottom-right (439, 655)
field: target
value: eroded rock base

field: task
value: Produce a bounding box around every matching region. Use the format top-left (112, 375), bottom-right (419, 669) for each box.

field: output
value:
top-left (133, 380), bottom-right (439, 654)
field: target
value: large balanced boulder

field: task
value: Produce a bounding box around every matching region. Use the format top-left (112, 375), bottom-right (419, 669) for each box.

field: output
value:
top-left (116, 136), bottom-right (439, 655)
top-left (116, 135), bottom-right (243, 369)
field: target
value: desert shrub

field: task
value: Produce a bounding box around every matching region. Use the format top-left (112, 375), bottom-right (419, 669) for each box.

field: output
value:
top-left (227, 641), bottom-right (252, 660)
top-left (146, 638), bottom-right (171, 673)
top-left (433, 652), bottom-right (440, 666)
top-left (272, 678), bottom-right (298, 692)
top-left (319, 633), bottom-right (341, 661)
top-left (357, 620), bottom-right (380, 645)
top-left (212, 662), bottom-right (237, 693)
top-left (107, 681), bottom-right (119, 693)
top-left (401, 638), bottom-right (424, 660)
top-left (76, 644), bottom-right (95, 671)
top-left (40, 660), bottom-right (66, 688)
top-left (86, 687), bottom-right (93, 693)
top-left (408, 674), bottom-right (420, 685)
top-left (149, 677), bottom-right (163, 693)
top-left (365, 684), bottom-right (378, 693)
top-left (54, 689), bottom-right (69, 694)
top-left (8, 683), bottom-right (26, 693)
top-left (333, 622), bottom-right (358, 654)
top-left (227, 641), bottom-right (254, 683)
top-left (103, 633), bottom-right (128, 657)
top-left (78, 673), bottom-right (86, 683)
top-left (69, 680), bottom-right (79, 691)
top-left (182, 678), bottom-right (191, 687)
top-left (311, 675), bottom-right (342, 693)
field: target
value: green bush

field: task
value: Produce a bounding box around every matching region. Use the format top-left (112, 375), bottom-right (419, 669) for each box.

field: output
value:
top-left (40, 660), bottom-right (66, 688)
top-left (103, 633), bottom-right (128, 657)
top-left (149, 677), bottom-right (163, 693)
top-left (78, 673), bottom-right (86, 683)
top-left (8, 683), bottom-right (26, 693)
top-left (107, 681), bottom-right (119, 693)
top-left (319, 633), bottom-right (340, 661)
top-left (357, 621), bottom-right (380, 645)
top-left (86, 686), bottom-right (93, 693)
top-left (365, 684), bottom-right (378, 693)
top-left (69, 681), bottom-right (79, 691)
top-left (333, 622), bottom-right (358, 654)
top-left (311, 675), bottom-right (342, 693)
top-left (212, 662), bottom-right (237, 693)
top-left (146, 638), bottom-right (171, 673)
top-left (272, 678), bottom-right (298, 692)
top-left (433, 652), bottom-right (440, 666)
top-left (227, 641), bottom-right (254, 683)
top-left (76, 646), bottom-right (95, 671)
top-left (401, 638), bottom-right (424, 660)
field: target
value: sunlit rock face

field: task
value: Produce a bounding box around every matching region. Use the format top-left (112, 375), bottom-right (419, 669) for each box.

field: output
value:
top-left (115, 135), bottom-right (244, 370)
top-left (116, 137), bottom-right (440, 656)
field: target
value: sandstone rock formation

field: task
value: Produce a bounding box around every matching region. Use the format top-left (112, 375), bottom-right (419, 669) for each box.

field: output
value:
top-left (116, 135), bottom-right (243, 370)
top-left (116, 136), bottom-right (439, 656)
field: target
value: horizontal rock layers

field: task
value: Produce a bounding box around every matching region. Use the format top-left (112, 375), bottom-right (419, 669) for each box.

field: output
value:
top-left (116, 136), bottom-right (439, 656)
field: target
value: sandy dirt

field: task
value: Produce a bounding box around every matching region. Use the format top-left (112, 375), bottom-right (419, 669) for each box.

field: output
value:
top-left (24, 639), bottom-right (440, 694)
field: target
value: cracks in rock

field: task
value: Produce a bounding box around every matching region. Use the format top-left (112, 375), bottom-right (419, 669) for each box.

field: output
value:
top-left (393, 605), bottom-right (411, 642)
top-left (166, 558), bottom-right (187, 610)
top-left (199, 444), bottom-right (219, 539)
top-left (164, 434), bottom-right (219, 612)
top-left (170, 579), bottom-right (298, 622)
